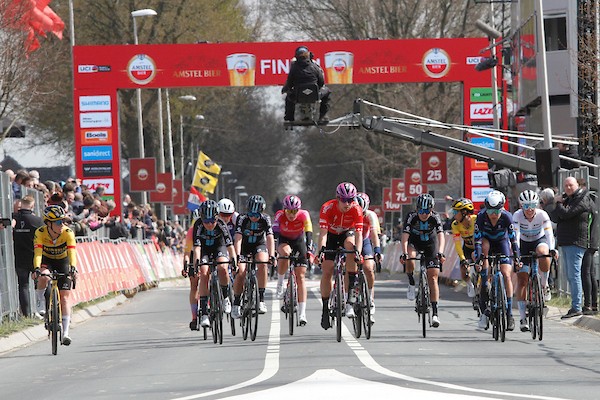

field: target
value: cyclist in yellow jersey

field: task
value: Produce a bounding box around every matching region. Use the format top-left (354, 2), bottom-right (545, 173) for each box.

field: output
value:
top-left (33, 205), bottom-right (77, 346)
top-left (449, 198), bottom-right (477, 298)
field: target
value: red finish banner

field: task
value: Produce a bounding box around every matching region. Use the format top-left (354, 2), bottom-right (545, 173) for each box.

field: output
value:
top-left (404, 168), bottom-right (428, 197)
top-left (129, 158), bottom-right (157, 192)
top-left (73, 38), bottom-right (489, 90)
top-left (149, 173), bottom-right (174, 203)
top-left (420, 151), bottom-right (448, 184)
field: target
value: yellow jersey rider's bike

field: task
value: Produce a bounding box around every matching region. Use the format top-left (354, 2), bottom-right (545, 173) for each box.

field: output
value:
top-left (35, 267), bottom-right (76, 355)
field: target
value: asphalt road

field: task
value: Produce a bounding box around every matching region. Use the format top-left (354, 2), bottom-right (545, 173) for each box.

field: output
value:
top-left (1, 276), bottom-right (599, 400)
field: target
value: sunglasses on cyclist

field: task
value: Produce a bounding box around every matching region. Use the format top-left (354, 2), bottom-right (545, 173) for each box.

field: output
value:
top-left (202, 218), bottom-right (216, 224)
top-left (522, 202), bottom-right (538, 210)
top-left (338, 197), bottom-right (354, 204)
top-left (248, 212), bottom-right (261, 218)
top-left (219, 212), bottom-right (233, 217)
top-left (53, 220), bottom-right (64, 225)
top-left (486, 208), bottom-right (502, 215)
top-left (285, 209), bottom-right (299, 214)
top-left (418, 208), bottom-right (431, 215)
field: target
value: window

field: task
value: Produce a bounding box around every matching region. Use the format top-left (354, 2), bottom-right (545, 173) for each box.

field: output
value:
top-left (544, 16), bottom-right (567, 51)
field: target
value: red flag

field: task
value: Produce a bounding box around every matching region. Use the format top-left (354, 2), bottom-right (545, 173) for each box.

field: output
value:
top-left (4, 0), bottom-right (65, 52)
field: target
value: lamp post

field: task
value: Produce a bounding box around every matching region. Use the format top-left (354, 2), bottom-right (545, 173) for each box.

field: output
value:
top-left (226, 178), bottom-right (238, 199)
top-left (219, 171), bottom-right (232, 199)
top-left (234, 185), bottom-right (246, 210)
top-left (238, 192), bottom-right (248, 210)
top-left (475, 16), bottom-right (502, 132)
top-left (177, 95), bottom-right (198, 182)
top-left (131, 8), bottom-right (157, 205)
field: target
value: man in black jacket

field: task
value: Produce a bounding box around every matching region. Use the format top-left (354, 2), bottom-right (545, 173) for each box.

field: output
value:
top-left (550, 177), bottom-right (594, 318)
top-left (282, 46), bottom-right (331, 122)
top-left (12, 195), bottom-right (44, 316)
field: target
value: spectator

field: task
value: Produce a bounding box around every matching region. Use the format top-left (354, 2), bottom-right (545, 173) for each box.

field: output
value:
top-left (93, 184), bottom-right (106, 199)
top-left (550, 176), bottom-right (594, 319)
top-left (582, 190), bottom-right (599, 315)
top-left (555, 142), bottom-right (580, 170)
top-left (123, 194), bottom-right (132, 208)
top-left (71, 192), bottom-right (84, 215)
top-left (28, 169), bottom-right (40, 185)
top-left (13, 170), bottom-right (29, 199)
top-left (11, 195), bottom-right (44, 317)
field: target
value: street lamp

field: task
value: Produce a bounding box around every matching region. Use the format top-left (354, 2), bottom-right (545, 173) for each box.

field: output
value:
top-left (234, 185), bottom-right (246, 210)
top-left (475, 17), bottom-right (501, 131)
top-left (131, 8), bottom-right (157, 205)
top-left (177, 95), bottom-right (198, 182)
top-left (219, 171), bottom-right (232, 199)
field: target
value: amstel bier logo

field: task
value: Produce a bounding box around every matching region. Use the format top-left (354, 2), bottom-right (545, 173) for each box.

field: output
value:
top-left (422, 48), bottom-right (450, 79)
top-left (127, 54), bottom-right (156, 85)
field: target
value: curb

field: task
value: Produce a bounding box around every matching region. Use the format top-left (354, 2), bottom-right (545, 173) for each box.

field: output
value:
top-left (0, 293), bottom-right (129, 355)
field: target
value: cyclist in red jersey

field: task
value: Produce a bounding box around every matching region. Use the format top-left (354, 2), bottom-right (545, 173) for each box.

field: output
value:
top-left (317, 182), bottom-right (363, 330)
top-left (273, 195), bottom-right (314, 325)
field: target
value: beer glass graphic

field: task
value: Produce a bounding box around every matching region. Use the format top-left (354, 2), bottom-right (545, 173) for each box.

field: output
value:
top-left (324, 51), bottom-right (354, 84)
top-left (226, 53), bottom-right (256, 86)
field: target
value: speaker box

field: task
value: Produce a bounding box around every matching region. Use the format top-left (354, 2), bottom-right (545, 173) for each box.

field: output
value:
top-left (535, 148), bottom-right (560, 188)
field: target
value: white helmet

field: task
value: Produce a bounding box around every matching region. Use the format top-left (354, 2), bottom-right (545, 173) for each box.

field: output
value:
top-left (518, 190), bottom-right (539, 204)
top-left (217, 198), bottom-right (235, 214)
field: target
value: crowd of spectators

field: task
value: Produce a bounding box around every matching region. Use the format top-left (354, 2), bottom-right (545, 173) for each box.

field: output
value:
top-left (3, 168), bottom-right (186, 253)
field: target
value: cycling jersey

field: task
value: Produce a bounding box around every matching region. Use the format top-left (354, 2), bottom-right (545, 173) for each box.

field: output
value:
top-left (362, 209), bottom-right (381, 237)
top-left (512, 208), bottom-right (555, 248)
top-left (235, 213), bottom-right (274, 248)
top-left (218, 212), bottom-right (239, 239)
top-left (33, 225), bottom-right (77, 268)
top-left (402, 211), bottom-right (444, 245)
top-left (192, 219), bottom-right (233, 255)
top-left (319, 199), bottom-right (363, 234)
top-left (451, 214), bottom-right (476, 261)
top-left (273, 209), bottom-right (312, 240)
top-left (183, 226), bottom-right (194, 255)
top-left (474, 209), bottom-right (520, 260)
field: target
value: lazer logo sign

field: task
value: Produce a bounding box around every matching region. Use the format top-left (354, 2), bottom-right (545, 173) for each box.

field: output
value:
top-left (470, 103), bottom-right (500, 120)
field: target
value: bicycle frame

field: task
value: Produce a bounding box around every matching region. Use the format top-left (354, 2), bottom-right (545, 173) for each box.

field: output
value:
top-left (521, 253), bottom-right (549, 341)
top-left (198, 258), bottom-right (230, 345)
top-left (38, 269), bottom-right (73, 355)
top-left (240, 258), bottom-right (271, 342)
top-left (322, 248), bottom-right (355, 342)
top-left (352, 257), bottom-right (373, 339)
top-left (278, 254), bottom-right (300, 335)
top-left (484, 254), bottom-right (509, 342)
top-left (407, 253), bottom-right (432, 338)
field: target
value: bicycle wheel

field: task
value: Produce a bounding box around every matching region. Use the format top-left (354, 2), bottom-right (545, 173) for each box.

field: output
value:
top-left (335, 270), bottom-right (343, 343)
top-left (241, 279), bottom-right (250, 340)
top-left (498, 274), bottom-right (507, 342)
top-left (533, 274), bottom-right (544, 341)
top-left (352, 281), bottom-right (362, 339)
top-left (361, 273), bottom-right (373, 340)
top-left (287, 273), bottom-right (296, 336)
top-left (490, 279), bottom-right (499, 341)
top-left (249, 276), bottom-right (259, 341)
top-left (50, 287), bottom-right (60, 355)
top-left (228, 283), bottom-right (236, 337)
top-left (420, 272), bottom-right (428, 338)
top-left (211, 280), bottom-right (223, 345)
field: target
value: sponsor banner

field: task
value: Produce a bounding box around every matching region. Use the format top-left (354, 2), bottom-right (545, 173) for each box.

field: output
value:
top-left (82, 163), bottom-right (113, 177)
top-left (149, 173), bottom-right (174, 203)
top-left (404, 168), bottom-right (428, 197)
top-left (420, 151), bottom-right (447, 184)
top-left (79, 95), bottom-right (111, 111)
top-left (82, 178), bottom-right (115, 194)
top-left (80, 112), bottom-right (112, 128)
top-left (164, 179), bottom-right (183, 206)
top-left (470, 87), bottom-right (501, 103)
top-left (382, 187), bottom-right (402, 212)
top-left (466, 56), bottom-right (483, 65)
top-left (172, 191), bottom-right (190, 215)
top-left (81, 129), bottom-right (112, 145)
top-left (73, 38), bottom-right (490, 89)
top-left (471, 187), bottom-right (493, 203)
top-left (390, 178), bottom-right (410, 205)
top-left (77, 65), bottom-right (111, 73)
top-left (370, 205), bottom-right (384, 225)
top-left (471, 170), bottom-right (490, 187)
top-left (81, 145), bottom-right (112, 161)
top-left (129, 158), bottom-right (157, 192)
top-left (469, 103), bottom-right (502, 120)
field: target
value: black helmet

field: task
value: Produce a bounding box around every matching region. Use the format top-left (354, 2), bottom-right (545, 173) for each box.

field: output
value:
top-left (416, 193), bottom-right (435, 210)
top-left (247, 195), bottom-right (266, 214)
top-left (295, 46), bottom-right (310, 59)
top-left (199, 200), bottom-right (218, 220)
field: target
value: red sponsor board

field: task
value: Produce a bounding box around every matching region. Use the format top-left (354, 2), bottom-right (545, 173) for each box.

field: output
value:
top-left (169, 179), bottom-right (184, 206)
top-left (382, 188), bottom-right (402, 212)
top-left (420, 151), bottom-right (447, 184)
top-left (390, 178), bottom-right (411, 204)
top-left (404, 168), bottom-right (428, 197)
top-left (172, 191), bottom-right (190, 215)
top-left (129, 158), bottom-right (157, 192)
top-left (149, 173), bottom-right (173, 203)
top-left (370, 205), bottom-right (384, 225)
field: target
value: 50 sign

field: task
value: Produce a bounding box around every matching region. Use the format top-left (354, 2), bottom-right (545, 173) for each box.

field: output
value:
top-left (420, 151), bottom-right (447, 184)
top-left (404, 168), bottom-right (428, 197)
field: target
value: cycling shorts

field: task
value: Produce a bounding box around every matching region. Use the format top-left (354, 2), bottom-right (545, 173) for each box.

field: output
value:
top-left (362, 238), bottom-right (373, 256)
top-left (487, 239), bottom-right (512, 265)
top-left (519, 237), bottom-right (549, 274)
top-left (408, 241), bottom-right (439, 269)
top-left (41, 256), bottom-right (72, 291)
top-left (324, 231), bottom-right (355, 261)
top-left (278, 235), bottom-right (308, 266)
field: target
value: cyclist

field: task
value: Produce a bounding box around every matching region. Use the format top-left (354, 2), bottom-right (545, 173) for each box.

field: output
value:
top-left (33, 205), bottom-right (77, 346)
top-left (356, 192), bottom-right (382, 319)
top-left (399, 193), bottom-right (445, 328)
top-left (317, 182), bottom-right (363, 330)
top-left (273, 194), bottom-right (314, 325)
top-left (231, 195), bottom-right (276, 319)
top-left (474, 190), bottom-right (520, 331)
top-left (182, 209), bottom-right (201, 330)
top-left (450, 197), bottom-right (477, 298)
top-left (512, 190), bottom-right (555, 332)
top-left (192, 200), bottom-right (236, 328)
top-left (217, 198), bottom-right (238, 239)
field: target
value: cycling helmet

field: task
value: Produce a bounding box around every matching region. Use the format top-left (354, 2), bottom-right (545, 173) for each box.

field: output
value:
top-left (451, 197), bottom-right (474, 213)
top-left (192, 208), bottom-right (201, 221)
top-left (518, 190), bottom-right (539, 205)
top-left (295, 46), bottom-right (310, 59)
top-left (247, 195), bottom-right (266, 213)
top-left (355, 195), bottom-right (368, 212)
top-left (282, 195), bottom-right (302, 210)
top-left (416, 193), bottom-right (435, 210)
top-left (484, 190), bottom-right (506, 210)
top-left (357, 192), bottom-right (371, 210)
top-left (336, 182), bottom-right (357, 199)
top-left (199, 200), bottom-right (219, 220)
top-left (43, 205), bottom-right (66, 221)
top-left (217, 198), bottom-right (235, 214)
